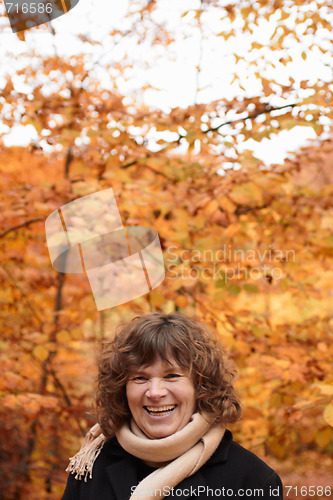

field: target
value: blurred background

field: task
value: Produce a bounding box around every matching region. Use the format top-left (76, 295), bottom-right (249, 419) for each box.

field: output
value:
top-left (0, 0), bottom-right (332, 498)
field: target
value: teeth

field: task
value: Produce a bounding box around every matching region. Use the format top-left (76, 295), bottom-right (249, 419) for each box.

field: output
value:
top-left (145, 405), bottom-right (176, 413)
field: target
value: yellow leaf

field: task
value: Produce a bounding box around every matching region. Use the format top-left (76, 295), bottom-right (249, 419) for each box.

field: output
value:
top-left (315, 428), bottom-right (332, 448)
top-left (2, 394), bottom-right (17, 410)
top-left (229, 182), bottom-right (264, 206)
top-left (56, 330), bottom-right (71, 343)
top-left (175, 296), bottom-right (188, 308)
top-left (299, 427), bottom-right (316, 444)
top-left (21, 396), bottom-right (41, 415)
top-left (275, 359), bottom-right (290, 369)
top-left (268, 439), bottom-right (286, 459)
top-left (323, 403), bottom-right (333, 427)
top-left (43, 323), bottom-right (54, 335)
top-left (40, 396), bottom-right (59, 409)
top-left (204, 200), bottom-right (219, 217)
top-left (31, 332), bottom-right (48, 344)
top-left (162, 300), bottom-right (175, 314)
top-left (71, 328), bottom-right (84, 340)
top-left (33, 345), bottom-right (49, 362)
top-left (192, 215), bottom-right (206, 230)
top-left (149, 293), bottom-right (166, 307)
top-left (315, 383), bottom-right (333, 395)
top-left (217, 195), bottom-right (236, 214)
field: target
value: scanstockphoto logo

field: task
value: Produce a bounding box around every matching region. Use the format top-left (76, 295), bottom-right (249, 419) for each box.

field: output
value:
top-left (45, 188), bottom-right (165, 311)
top-left (4, 0), bottom-right (79, 33)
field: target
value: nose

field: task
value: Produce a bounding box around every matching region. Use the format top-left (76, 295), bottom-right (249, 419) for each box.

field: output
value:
top-left (145, 377), bottom-right (168, 400)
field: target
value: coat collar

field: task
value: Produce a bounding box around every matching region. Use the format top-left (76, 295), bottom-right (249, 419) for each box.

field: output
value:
top-left (106, 458), bottom-right (209, 500)
top-left (206, 428), bottom-right (233, 465)
top-left (106, 456), bottom-right (138, 500)
top-left (104, 429), bottom-right (233, 500)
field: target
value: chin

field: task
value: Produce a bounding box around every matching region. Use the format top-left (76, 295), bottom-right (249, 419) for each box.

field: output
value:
top-left (143, 422), bottom-right (182, 439)
top-left (147, 429), bottom-right (174, 439)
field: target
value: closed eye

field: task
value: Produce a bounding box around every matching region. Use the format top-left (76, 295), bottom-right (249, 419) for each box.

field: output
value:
top-left (165, 373), bottom-right (181, 379)
top-left (132, 376), bottom-right (148, 382)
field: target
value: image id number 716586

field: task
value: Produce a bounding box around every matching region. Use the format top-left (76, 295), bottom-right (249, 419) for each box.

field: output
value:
top-left (285, 486), bottom-right (332, 496)
top-left (5, 3), bottom-right (53, 14)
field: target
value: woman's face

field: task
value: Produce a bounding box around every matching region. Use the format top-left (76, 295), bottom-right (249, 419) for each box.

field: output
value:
top-left (126, 356), bottom-right (196, 439)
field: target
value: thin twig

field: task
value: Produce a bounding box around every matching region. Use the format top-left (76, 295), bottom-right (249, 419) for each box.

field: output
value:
top-left (64, 147), bottom-right (72, 178)
top-left (204, 103), bottom-right (297, 134)
top-left (235, 203), bottom-right (269, 216)
top-left (131, 103), bottom-right (298, 155)
top-left (0, 218), bottom-right (43, 239)
top-left (194, 1), bottom-right (204, 106)
top-left (121, 160), bottom-right (138, 169)
top-left (121, 159), bottom-right (173, 180)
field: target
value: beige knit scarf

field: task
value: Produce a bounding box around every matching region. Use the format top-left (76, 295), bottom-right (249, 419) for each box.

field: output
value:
top-left (66, 413), bottom-right (225, 500)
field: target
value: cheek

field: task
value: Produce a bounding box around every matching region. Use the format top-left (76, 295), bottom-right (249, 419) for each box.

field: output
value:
top-left (189, 390), bottom-right (196, 409)
top-left (126, 384), bottom-right (140, 408)
top-left (179, 382), bottom-right (196, 408)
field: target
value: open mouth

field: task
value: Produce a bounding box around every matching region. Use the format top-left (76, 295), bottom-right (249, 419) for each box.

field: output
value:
top-left (144, 405), bottom-right (177, 416)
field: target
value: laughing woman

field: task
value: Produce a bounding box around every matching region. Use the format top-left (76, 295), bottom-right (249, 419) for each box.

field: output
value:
top-left (62, 312), bottom-right (283, 500)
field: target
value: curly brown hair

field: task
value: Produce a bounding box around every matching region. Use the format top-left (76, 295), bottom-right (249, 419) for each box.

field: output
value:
top-left (95, 312), bottom-right (242, 438)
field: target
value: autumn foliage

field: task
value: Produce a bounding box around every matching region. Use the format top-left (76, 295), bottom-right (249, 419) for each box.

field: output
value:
top-left (0, 1), bottom-right (333, 499)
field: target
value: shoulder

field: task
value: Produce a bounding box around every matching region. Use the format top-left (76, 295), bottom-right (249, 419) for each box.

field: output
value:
top-left (203, 430), bottom-right (283, 494)
top-left (96, 436), bottom-right (129, 462)
top-left (228, 431), bottom-right (276, 472)
top-left (61, 437), bottom-right (129, 500)
top-left (209, 430), bottom-right (277, 471)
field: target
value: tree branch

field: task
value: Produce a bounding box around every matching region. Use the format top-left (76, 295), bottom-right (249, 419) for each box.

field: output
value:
top-left (64, 147), bottom-right (72, 178)
top-left (121, 159), bottom-right (173, 180)
top-left (0, 218), bottom-right (44, 239)
top-left (204, 103), bottom-right (297, 134)
top-left (121, 160), bottom-right (137, 169)
top-left (235, 203), bottom-right (269, 216)
top-left (136, 103), bottom-right (298, 156)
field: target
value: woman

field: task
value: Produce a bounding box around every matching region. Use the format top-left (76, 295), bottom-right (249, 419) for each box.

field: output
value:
top-left (62, 312), bottom-right (283, 500)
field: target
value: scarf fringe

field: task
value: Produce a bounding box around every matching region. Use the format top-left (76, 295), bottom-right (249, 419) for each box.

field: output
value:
top-left (66, 423), bottom-right (107, 482)
top-left (65, 413), bottom-right (224, 499)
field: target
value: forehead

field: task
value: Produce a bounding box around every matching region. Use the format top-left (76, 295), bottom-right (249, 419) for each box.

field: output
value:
top-left (129, 357), bottom-right (184, 373)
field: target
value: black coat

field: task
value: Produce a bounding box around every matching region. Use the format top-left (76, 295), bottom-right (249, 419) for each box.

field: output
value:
top-left (62, 430), bottom-right (283, 500)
